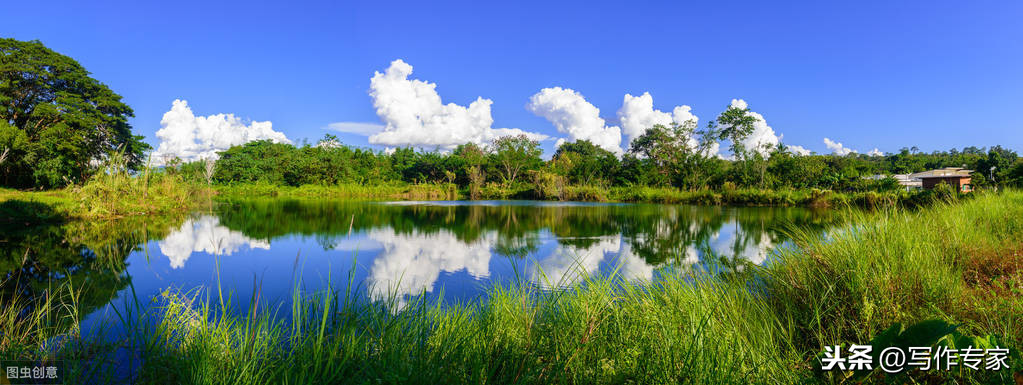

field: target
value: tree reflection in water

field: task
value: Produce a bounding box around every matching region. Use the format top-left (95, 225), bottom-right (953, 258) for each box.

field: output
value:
top-left (209, 200), bottom-right (841, 303)
top-left (0, 201), bottom-right (189, 341)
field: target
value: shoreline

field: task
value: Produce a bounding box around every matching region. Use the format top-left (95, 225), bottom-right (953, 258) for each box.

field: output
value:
top-left (2, 182), bottom-right (958, 225)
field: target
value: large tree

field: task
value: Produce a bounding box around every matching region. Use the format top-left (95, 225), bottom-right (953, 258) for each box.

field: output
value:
top-left (0, 38), bottom-right (149, 188)
top-left (629, 121), bottom-right (717, 189)
top-left (552, 139), bottom-right (618, 185)
top-left (490, 135), bottom-right (542, 185)
top-left (715, 105), bottom-right (755, 159)
top-left (716, 103), bottom-right (768, 187)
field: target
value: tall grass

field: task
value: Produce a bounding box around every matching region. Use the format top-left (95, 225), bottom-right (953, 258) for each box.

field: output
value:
top-left (123, 269), bottom-right (801, 384)
top-left (74, 153), bottom-right (204, 218)
top-left (0, 282), bottom-right (83, 357)
top-left (598, 185), bottom-right (943, 209)
top-left (767, 190), bottom-right (1023, 350)
top-left (49, 192), bottom-right (1014, 383)
top-left (0, 152), bottom-right (205, 220)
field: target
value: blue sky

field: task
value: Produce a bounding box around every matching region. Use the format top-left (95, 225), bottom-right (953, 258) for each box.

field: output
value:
top-left (3, 0), bottom-right (1021, 158)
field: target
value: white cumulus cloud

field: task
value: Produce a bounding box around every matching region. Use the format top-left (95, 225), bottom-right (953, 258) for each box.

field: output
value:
top-left (152, 99), bottom-right (290, 164)
top-left (867, 148), bottom-right (884, 157)
top-left (530, 236), bottom-right (621, 288)
top-left (615, 240), bottom-right (663, 282)
top-left (367, 59), bottom-right (546, 150)
top-left (786, 144), bottom-right (812, 156)
top-left (709, 228), bottom-right (775, 267)
top-left (617, 92), bottom-right (698, 146)
top-left (527, 87), bottom-right (623, 154)
top-left (530, 235), bottom-right (660, 287)
top-left (823, 137), bottom-right (857, 156)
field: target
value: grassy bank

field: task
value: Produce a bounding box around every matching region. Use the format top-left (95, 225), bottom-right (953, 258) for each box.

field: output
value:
top-left (3, 191), bottom-right (1020, 384)
top-left (1, 168), bottom-right (206, 224)
top-left (569, 185), bottom-right (937, 208)
top-left (215, 182), bottom-right (460, 201)
top-left (212, 181), bottom-right (944, 209)
top-left (1, 176), bottom-right (951, 226)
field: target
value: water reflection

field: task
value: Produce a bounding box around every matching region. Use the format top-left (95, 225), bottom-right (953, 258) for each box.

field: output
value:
top-left (0, 207), bottom-right (187, 340)
top-left (533, 235), bottom-right (624, 287)
top-left (158, 216), bottom-right (270, 269)
top-left (366, 229), bottom-right (494, 303)
top-left (1, 199), bottom-right (842, 334)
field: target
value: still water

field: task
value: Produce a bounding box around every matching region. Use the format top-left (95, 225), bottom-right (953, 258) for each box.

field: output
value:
top-left (1, 199), bottom-right (840, 334)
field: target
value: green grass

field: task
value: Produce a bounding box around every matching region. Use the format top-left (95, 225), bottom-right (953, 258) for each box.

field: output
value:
top-left (1, 173), bottom-right (948, 227)
top-left (209, 181), bottom-right (940, 209)
top-left (3, 190), bottom-right (1020, 384)
top-left (1, 161), bottom-right (204, 222)
top-left (214, 182), bottom-right (461, 201)
top-left (596, 185), bottom-right (943, 208)
top-left (127, 273), bottom-right (804, 384)
top-left (767, 191), bottom-right (1023, 349)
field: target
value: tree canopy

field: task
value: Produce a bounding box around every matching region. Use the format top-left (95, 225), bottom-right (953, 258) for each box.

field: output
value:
top-left (552, 139), bottom-right (618, 185)
top-left (715, 105), bottom-right (755, 158)
top-left (636, 121), bottom-right (724, 189)
top-left (490, 135), bottom-right (542, 185)
top-left (0, 38), bottom-right (149, 188)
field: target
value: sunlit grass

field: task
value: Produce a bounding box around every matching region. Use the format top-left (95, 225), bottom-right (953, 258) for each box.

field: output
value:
top-left (213, 181), bottom-right (941, 209)
top-left (113, 267), bottom-right (800, 384)
top-left (1, 153), bottom-right (204, 221)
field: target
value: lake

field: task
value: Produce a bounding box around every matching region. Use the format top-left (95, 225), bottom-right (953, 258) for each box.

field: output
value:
top-left (0, 199), bottom-right (841, 336)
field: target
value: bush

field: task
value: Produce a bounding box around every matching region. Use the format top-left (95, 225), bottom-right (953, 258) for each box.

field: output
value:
top-left (528, 170), bottom-right (566, 200)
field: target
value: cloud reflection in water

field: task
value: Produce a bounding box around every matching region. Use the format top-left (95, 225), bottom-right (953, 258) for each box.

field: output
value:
top-left (154, 214), bottom-right (784, 305)
top-left (158, 216), bottom-right (270, 269)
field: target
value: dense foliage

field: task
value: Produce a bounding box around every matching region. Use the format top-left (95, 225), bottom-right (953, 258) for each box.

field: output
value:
top-left (184, 132), bottom-right (1023, 194)
top-left (0, 38), bottom-right (149, 188)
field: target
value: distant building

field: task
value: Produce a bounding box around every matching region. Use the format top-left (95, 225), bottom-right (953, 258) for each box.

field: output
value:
top-left (866, 167), bottom-right (975, 192)
top-left (893, 174), bottom-right (923, 190)
top-left (865, 173), bottom-right (922, 191)
top-left (915, 167), bottom-right (973, 192)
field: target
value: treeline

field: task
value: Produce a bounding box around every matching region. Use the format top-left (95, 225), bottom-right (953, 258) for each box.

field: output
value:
top-left (175, 130), bottom-right (1023, 194)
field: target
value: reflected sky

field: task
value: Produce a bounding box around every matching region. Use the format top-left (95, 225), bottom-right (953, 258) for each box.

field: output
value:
top-left (135, 201), bottom-right (830, 309)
